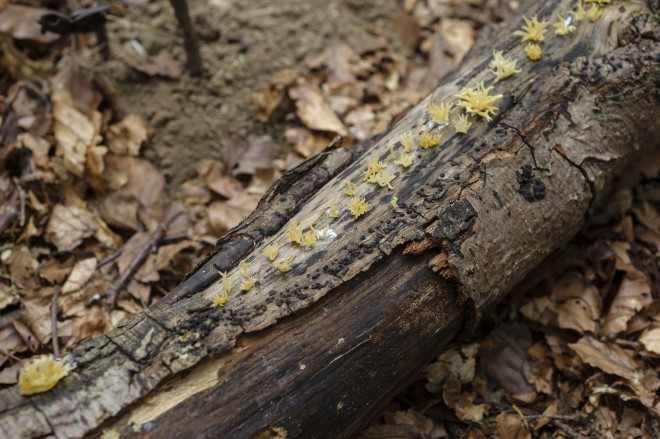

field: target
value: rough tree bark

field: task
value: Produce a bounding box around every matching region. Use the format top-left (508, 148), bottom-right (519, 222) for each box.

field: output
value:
top-left (1, 0), bottom-right (659, 438)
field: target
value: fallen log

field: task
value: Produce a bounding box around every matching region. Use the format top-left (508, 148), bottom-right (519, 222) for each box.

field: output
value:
top-left (1, 0), bottom-right (658, 437)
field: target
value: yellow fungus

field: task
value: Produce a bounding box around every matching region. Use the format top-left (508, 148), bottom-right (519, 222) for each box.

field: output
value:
top-left (553, 14), bottom-right (576, 36)
top-left (101, 430), bottom-right (120, 439)
top-left (395, 152), bottom-right (413, 168)
top-left (489, 51), bottom-right (521, 83)
top-left (220, 271), bottom-right (233, 295)
top-left (300, 229), bottom-right (317, 247)
top-left (285, 218), bottom-right (303, 244)
top-left (419, 131), bottom-right (441, 149)
top-left (572, 1), bottom-right (586, 21)
top-left (211, 292), bottom-right (228, 306)
top-left (275, 255), bottom-right (294, 272)
top-left (426, 102), bottom-right (453, 125)
top-left (453, 114), bottom-right (472, 134)
top-left (389, 146), bottom-right (397, 161)
top-left (348, 197), bottom-right (370, 219)
top-left (513, 15), bottom-right (548, 43)
top-left (343, 179), bottom-right (358, 196)
top-left (390, 196), bottom-right (398, 208)
top-left (524, 43), bottom-right (543, 61)
top-left (400, 131), bottom-right (415, 153)
top-left (456, 82), bottom-right (503, 121)
top-left (262, 244), bottom-right (279, 261)
top-left (363, 158), bottom-right (385, 181)
top-left (239, 260), bottom-right (250, 278)
top-left (240, 275), bottom-right (255, 291)
top-left (18, 354), bottom-right (72, 395)
top-left (586, 4), bottom-right (602, 21)
top-left (585, 0), bottom-right (610, 5)
top-left (328, 199), bottom-right (340, 218)
top-left (366, 171), bottom-right (396, 189)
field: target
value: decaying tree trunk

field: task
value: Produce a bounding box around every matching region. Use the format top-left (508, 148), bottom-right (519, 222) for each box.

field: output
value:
top-left (1, 1), bottom-right (658, 438)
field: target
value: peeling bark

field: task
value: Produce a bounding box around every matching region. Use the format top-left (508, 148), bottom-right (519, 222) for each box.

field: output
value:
top-left (1, 1), bottom-right (658, 438)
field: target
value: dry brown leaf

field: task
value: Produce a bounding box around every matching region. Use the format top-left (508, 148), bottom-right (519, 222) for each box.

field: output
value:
top-left (443, 378), bottom-right (487, 423)
top-left (207, 194), bottom-right (260, 237)
top-left (12, 319), bottom-right (39, 352)
top-left (0, 35), bottom-right (53, 79)
top-left (116, 232), bottom-right (159, 283)
top-left (233, 135), bottom-right (276, 176)
top-left (247, 168), bottom-right (276, 196)
top-left (0, 284), bottom-right (18, 312)
top-left (345, 106), bottom-right (376, 141)
top-left (391, 409), bottom-right (447, 439)
top-left (198, 158), bottom-right (245, 199)
top-left (38, 258), bottom-right (74, 285)
top-left (0, 4), bottom-right (60, 44)
top-left (126, 279), bottom-right (151, 305)
top-left (251, 69), bottom-right (296, 122)
top-left (51, 87), bottom-right (102, 177)
top-left (21, 297), bottom-right (52, 345)
top-left (639, 327), bottom-right (660, 355)
top-left (392, 10), bottom-right (421, 51)
top-left (601, 270), bottom-right (652, 336)
top-left (0, 362), bottom-right (22, 385)
top-left (119, 42), bottom-right (181, 78)
top-left (551, 271), bottom-right (601, 334)
top-left (496, 413), bottom-right (530, 439)
top-left (51, 63), bottom-right (102, 116)
top-left (61, 257), bottom-right (97, 294)
top-left (426, 343), bottom-right (478, 393)
top-left (106, 114), bottom-right (154, 156)
top-left (569, 336), bottom-right (639, 381)
top-left (285, 127), bottom-right (330, 158)
top-left (289, 82), bottom-right (348, 135)
top-left (45, 204), bottom-right (98, 252)
top-left (72, 306), bottom-right (112, 341)
top-left (5, 245), bottom-right (38, 289)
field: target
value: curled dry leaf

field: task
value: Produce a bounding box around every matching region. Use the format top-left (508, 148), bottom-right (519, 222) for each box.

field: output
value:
top-left (551, 271), bottom-right (601, 334)
top-left (289, 82), bottom-right (348, 136)
top-left (45, 204), bottom-right (98, 252)
top-left (207, 194), bottom-right (260, 237)
top-left (496, 412), bottom-right (530, 439)
top-left (569, 336), bottom-right (639, 381)
top-left (61, 257), bottom-right (97, 294)
top-left (51, 87), bottom-right (102, 177)
top-left (119, 41), bottom-right (181, 78)
top-left (639, 327), bottom-right (660, 355)
top-left (106, 114), bottom-right (154, 156)
top-left (0, 5), bottom-right (60, 44)
top-left (601, 270), bottom-right (652, 336)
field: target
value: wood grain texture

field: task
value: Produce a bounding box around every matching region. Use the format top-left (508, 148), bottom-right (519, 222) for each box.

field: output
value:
top-left (1, 0), bottom-right (658, 437)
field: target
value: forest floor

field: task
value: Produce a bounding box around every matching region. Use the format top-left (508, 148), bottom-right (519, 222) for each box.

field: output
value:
top-left (0, 0), bottom-right (658, 437)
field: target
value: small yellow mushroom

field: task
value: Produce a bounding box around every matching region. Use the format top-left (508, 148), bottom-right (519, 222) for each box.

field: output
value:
top-left (524, 43), bottom-right (543, 61)
top-left (513, 15), bottom-right (548, 43)
top-left (419, 131), bottom-right (441, 149)
top-left (343, 179), bottom-right (358, 196)
top-left (456, 82), bottom-right (503, 122)
top-left (262, 244), bottom-right (279, 261)
top-left (212, 292), bottom-right (228, 307)
top-left (275, 255), bottom-right (295, 272)
top-left (285, 218), bottom-right (303, 244)
top-left (426, 102), bottom-right (453, 125)
top-left (453, 114), bottom-right (472, 134)
top-left (400, 131), bottom-right (415, 153)
top-left (348, 197), bottom-right (370, 219)
top-left (328, 199), bottom-right (340, 218)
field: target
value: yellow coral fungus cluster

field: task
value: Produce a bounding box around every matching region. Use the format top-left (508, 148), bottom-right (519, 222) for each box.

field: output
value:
top-left (400, 131), bottom-right (415, 153)
top-left (419, 131), bottom-right (441, 149)
top-left (514, 15), bottom-right (548, 43)
top-left (453, 114), bottom-right (472, 134)
top-left (363, 158), bottom-right (385, 181)
top-left (489, 51), bottom-right (521, 83)
top-left (348, 196), bottom-right (370, 219)
top-left (275, 255), bottom-right (294, 272)
top-left (18, 355), bottom-right (72, 395)
top-left (426, 102), bottom-right (453, 125)
top-left (553, 14), bottom-right (576, 36)
top-left (456, 82), bottom-right (503, 121)
top-left (262, 244), bottom-right (279, 261)
top-left (239, 260), bottom-right (256, 291)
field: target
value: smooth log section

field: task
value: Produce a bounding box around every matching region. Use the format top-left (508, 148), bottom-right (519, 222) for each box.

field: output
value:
top-left (1, 0), bottom-right (658, 438)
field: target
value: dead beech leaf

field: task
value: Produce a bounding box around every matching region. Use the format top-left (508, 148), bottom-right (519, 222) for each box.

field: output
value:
top-left (45, 204), bottom-right (98, 252)
top-left (251, 69), bottom-right (296, 122)
top-left (391, 409), bottom-right (446, 439)
top-left (443, 378), bottom-right (487, 423)
top-left (569, 336), bottom-right (639, 381)
top-left (289, 82), bottom-right (348, 135)
top-left (72, 306), bottom-right (112, 341)
top-left (551, 271), bottom-right (601, 334)
top-left (0, 35), bottom-right (53, 80)
top-left (285, 127), bottom-right (330, 159)
top-left (61, 257), bottom-right (97, 294)
top-left (207, 195), bottom-right (260, 237)
top-left (38, 258), bottom-right (74, 285)
top-left (496, 413), bottom-right (530, 439)
top-left (6, 245), bottom-right (38, 289)
top-left (425, 343), bottom-right (478, 393)
top-left (233, 135), bottom-right (276, 176)
top-left (106, 114), bottom-right (154, 156)
top-left (601, 270), bottom-right (652, 336)
top-left (0, 5), bottom-right (60, 44)
top-left (21, 298), bottom-right (53, 344)
top-left (51, 87), bottom-right (102, 177)
top-left (119, 42), bottom-right (181, 78)
top-left (639, 327), bottom-right (660, 354)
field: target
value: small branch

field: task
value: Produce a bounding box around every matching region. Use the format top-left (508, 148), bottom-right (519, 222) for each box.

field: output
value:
top-left (106, 226), bottom-right (165, 308)
top-left (168, 0), bottom-right (202, 75)
top-left (96, 250), bottom-right (123, 270)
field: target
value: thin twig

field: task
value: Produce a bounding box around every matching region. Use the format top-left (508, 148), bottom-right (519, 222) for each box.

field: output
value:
top-left (11, 178), bottom-right (25, 227)
top-left (96, 250), bottom-right (123, 270)
top-left (106, 225), bottom-right (165, 308)
top-left (551, 419), bottom-right (586, 439)
top-left (167, 0), bottom-right (202, 75)
top-left (51, 290), bottom-right (60, 356)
